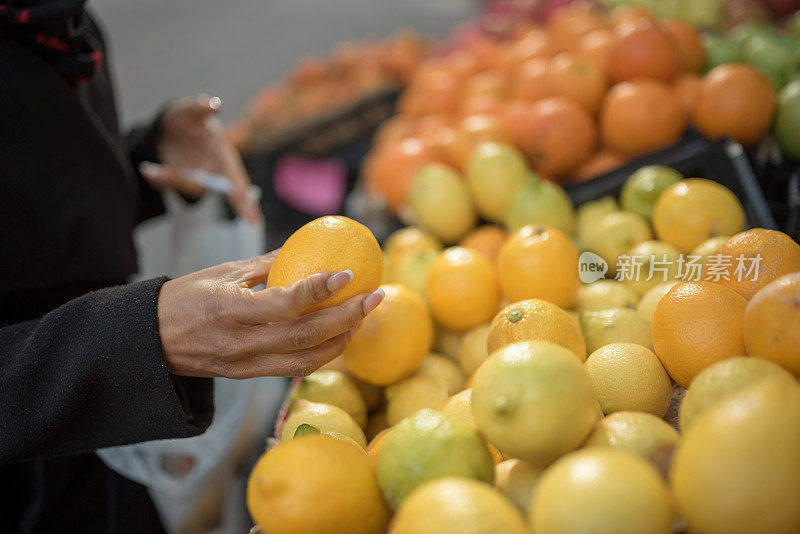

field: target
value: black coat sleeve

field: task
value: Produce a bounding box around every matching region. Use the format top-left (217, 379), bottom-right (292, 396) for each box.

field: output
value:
top-left (0, 277), bottom-right (213, 463)
top-left (127, 112), bottom-right (168, 223)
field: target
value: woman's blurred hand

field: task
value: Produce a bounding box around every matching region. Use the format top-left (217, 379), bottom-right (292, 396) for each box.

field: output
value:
top-left (158, 250), bottom-right (384, 379)
top-left (141, 94), bottom-right (262, 222)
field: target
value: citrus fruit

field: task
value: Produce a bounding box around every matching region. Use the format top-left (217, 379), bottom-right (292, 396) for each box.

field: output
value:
top-left (636, 281), bottom-right (678, 322)
top-left (548, 52), bottom-right (608, 114)
top-left (281, 400), bottom-right (367, 448)
top-left (671, 378), bottom-right (800, 534)
top-left (662, 19), bottom-right (706, 72)
top-left (505, 176), bottom-right (576, 235)
top-left (522, 96), bottom-right (597, 177)
top-left (390, 477), bottom-right (529, 534)
top-left (584, 211), bottom-right (652, 275)
top-left (547, 4), bottom-right (608, 53)
top-left (579, 308), bottom-right (653, 354)
top-left (413, 353), bottom-right (465, 394)
top-left (570, 149), bottom-right (627, 182)
top-left (693, 63), bottom-right (776, 146)
top-left (530, 449), bottom-right (673, 534)
top-left (575, 280), bottom-right (639, 313)
top-left (443, 388), bottom-right (477, 429)
top-left (247, 435), bottom-right (390, 534)
top-left (292, 370), bottom-right (368, 428)
top-left (575, 28), bottom-right (613, 77)
top-left (585, 343), bottom-right (672, 416)
top-left (608, 20), bottom-right (680, 83)
top-left (652, 178), bottom-right (745, 253)
top-left (488, 299), bottom-right (587, 361)
top-left (709, 228), bottom-right (800, 299)
top-left (267, 216), bottom-right (382, 313)
top-left (383, 226), bottom-right (441, 269)
top-left (673, 72), bottom-right (703, 115)
top-left (472, 341), bottom-right (597, 463)
top-left (385, 376), bottom-right (450, 426)
top-left (457, 323), bottom-right (491, 377)
top-left (511, 57), bottom-right (553, 102)
top-left (500, 29), bottom-right (553, 75)
top-left (409, 163), bottom-right (477, 243)
top-left (774, 79), bottom-right (800, 159)
top-left (744, 273), bottom-right (800, 375)
top-left (494, 459), bottom-right (544, 515)
top-left (391, 247), bottom-right (438, 302)
top-left (465, 142), bottom-right (530, 222)
top-left (377, 409), bottom-right (495, 509)
top-left (366, 427), bottom-right (392, 464)
top-left (576, 195), bottom-right (618, 247)
top-left (343, 283), bottom-right (433, 386)
top-left (690, 235), bottom-right (729, 266)
top-left (584, 411), bottom-right (680, 462)
top-left (680, 356), bottom-right (795, 432)
top-left (619, 165), bottom-right (683, 221)
top-left (459, 225), bottom-right (507, 263)
top-left (600, 79), bottom-right (687, 156)
top-left (497, 225), bottom-right (580, 308)
top-left (426, 247), bottom-right (501, 331)
top-left (364, 138), bottom-right (445, 213)
top-left (651, 281), bottom-right (748, 388)
top-left (623, 240), bottom-right (681, 297)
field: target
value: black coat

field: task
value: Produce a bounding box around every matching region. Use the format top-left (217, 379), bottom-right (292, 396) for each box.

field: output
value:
top-left (0, 16), bottom-right (213, 534)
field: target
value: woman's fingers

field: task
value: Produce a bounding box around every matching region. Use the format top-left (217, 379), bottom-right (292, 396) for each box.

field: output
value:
top-left (224, 331), bottom-right (352, 379)
top-left (246, 269), bottom-right (356, 322)
top-left (249, 289), bottom-right (382, 353)
top-left (236, 249), bottom-right (281, 288)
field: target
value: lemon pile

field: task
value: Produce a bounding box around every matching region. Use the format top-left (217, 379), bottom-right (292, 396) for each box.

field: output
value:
top-left (248, 157), bottom-right (800, 533)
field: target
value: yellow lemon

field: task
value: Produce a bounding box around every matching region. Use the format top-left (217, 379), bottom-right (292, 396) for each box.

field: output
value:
top-left (281, 400), bottom-right (367, 448)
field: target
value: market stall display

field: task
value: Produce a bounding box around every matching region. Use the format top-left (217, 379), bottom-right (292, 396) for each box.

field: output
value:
top-left (246, 149), bottom-right (800, 532)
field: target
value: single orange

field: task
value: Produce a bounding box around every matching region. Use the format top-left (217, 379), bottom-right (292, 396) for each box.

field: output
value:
top-left (662, 19), bottom-right (706, 72)
top-left (600, 79), bottom-right (687, 156)
top-left (363, 138), bottom-right (444, 213)
top-left (488, 299), bottom-right (587, 360)
top-left (708, 229), bottom-right (800, 299)
top-left (267, 216), bottom-right (383, 313)
top-left (570, 150), bottom-right (627, 182)
top-left (426, 247), bottom-right (502, 331)
top-left (459, 225), bottom-right (509, 263)
top-left (496, 225), bottom-right (580, 308)
top-left (743, 273), bottom-right (800, 375)
top-left (500, 99), bottom-right (539, 151)
top-left (575, 28), bottom-right (613, 78)
top-left (343, 284), bottom-right (433, 386)
top-left (693, 63), bottom-right (776, 147)
top-left (548, 52), bottom-right (608, 114)
top-left (673, 72), bottom-right (703, 117)
top-left (511, 57), bottom-right (553, 102)
top-left (523, 96), bottom-right (597, 178)
top-left (608, 20), bottom-right (680, 83)
top-left (547, 5), bottom-right (608, 53)
top-left (651, 281), bottom-right (748, 388)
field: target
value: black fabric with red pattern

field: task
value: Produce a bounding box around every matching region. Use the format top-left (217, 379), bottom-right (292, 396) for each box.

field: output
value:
top-left (0, 0), bottom-right (102, 83)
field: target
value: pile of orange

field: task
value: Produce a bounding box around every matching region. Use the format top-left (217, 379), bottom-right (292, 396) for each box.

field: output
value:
top-left (362, 4), bottom-right (779, 214)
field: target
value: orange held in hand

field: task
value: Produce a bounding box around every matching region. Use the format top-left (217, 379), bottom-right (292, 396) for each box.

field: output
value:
top-left (267, 216), bottom-right (383, 314)
top-left (651, 281), bottom-right (748, 388)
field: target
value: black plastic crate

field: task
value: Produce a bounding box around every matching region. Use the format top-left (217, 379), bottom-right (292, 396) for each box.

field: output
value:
top-left (563, 132), bottom-right (778, 231)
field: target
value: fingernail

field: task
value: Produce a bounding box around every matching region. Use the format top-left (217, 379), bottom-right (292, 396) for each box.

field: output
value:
top-left (139, 161), bottom-right (160, 177)
top-left (209, 96), bottom-right (222, 110)
top-left (363, 288), bottom-right (385, 314)
top-left (327, 270), bottom-right (354, 292)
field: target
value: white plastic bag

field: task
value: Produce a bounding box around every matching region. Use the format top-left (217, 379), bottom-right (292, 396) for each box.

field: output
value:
top-left (97, 191), bottom-right (284, 533)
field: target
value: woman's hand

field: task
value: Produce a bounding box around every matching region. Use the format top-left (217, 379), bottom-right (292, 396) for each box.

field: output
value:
top-left (141, 94), bottom-right (262, 222)
top-left (158, 250), bottom-right (384, 379)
